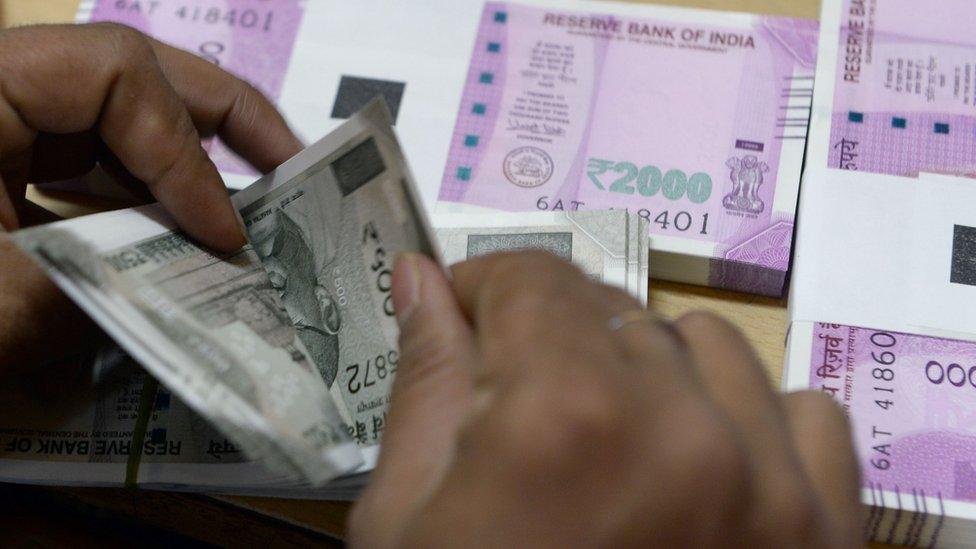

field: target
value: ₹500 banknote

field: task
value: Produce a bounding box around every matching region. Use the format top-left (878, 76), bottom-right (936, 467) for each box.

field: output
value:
top-left (9, 100), bottom-right (438, 487)
top-left (434, 210), bottom-right (649, 305)
top-left (75, 0), bottom-right (818, 296)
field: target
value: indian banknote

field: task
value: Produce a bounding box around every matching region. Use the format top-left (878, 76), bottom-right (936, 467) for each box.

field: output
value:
top-left (10, 99), bottom-right (437, 485)
top-left (786, 2), bottom-right (976, 544)
top-left (0, 207), bottom-right (643, 495)
top-left (434, 210), bottom-right (648, 305)
top-left (0, 343), bottom-right (361, 498)
top-left (786, 322), bottom-right (976, 548)
top-left (71, 0), bottom-right (815, 296)
top-left (233, 99), bottom-right (438, 469)
top-left (809, 0), bottom-right (976, 178)
top-left (433, 1), bottom-right (817, 296)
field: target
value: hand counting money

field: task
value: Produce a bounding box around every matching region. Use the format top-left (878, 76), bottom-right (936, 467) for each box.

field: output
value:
top-left (2, 98), bottom-right (646, 497)
top-left (77, 0), bottom-right (818, 296)
top-left (7, 100), bottom-right (437, 487)
top-left (785, 0), bottom-right (976, 545)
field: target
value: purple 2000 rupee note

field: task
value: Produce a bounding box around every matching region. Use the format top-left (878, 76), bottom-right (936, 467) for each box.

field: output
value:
top-left (810, 323), bottom-right (976, 521)
top-left (80, 0), bottom-right (304, 176)
top-left (437, 2), bottom-right (817, 295)
top-left (827, 0), bottom-right (976, 177)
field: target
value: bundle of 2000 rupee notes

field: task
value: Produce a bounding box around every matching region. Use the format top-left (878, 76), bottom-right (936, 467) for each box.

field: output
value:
top-left (785, 0), bottom-right (976, 546)
top-left (75, 0), bottom-right (819, 296)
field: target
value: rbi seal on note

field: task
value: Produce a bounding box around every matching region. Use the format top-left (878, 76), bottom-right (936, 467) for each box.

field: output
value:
top-left (503, 147), bottom-right (553, 188)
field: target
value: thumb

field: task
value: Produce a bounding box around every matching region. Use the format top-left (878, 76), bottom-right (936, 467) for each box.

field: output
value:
top-left (349, 253), bottom-right (477, 548)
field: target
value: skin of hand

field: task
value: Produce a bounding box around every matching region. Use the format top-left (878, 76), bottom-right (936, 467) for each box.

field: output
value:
top-left (0, 23), bottom-right (302, 373)
top-left (349, 252), bottom-right (862, 548)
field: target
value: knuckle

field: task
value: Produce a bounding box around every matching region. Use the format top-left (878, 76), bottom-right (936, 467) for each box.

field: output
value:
top-left (96, 22), bottom-right (154, 64)
top-left (675, 310), bottom-right (739, 339)
top-left (545, 378), bottom-right (624, 442)
top-left (229, 80), bottom-right (263, 129)
top-left (663, 404), bottom-right (749, 511)
top-left (500, 378), bottom-right (627, 476)
top-left (479, 251), bottom-right (584, 324)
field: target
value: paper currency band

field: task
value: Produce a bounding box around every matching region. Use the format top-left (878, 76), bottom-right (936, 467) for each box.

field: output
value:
top-left (125, 374), bottom-right (160, 488)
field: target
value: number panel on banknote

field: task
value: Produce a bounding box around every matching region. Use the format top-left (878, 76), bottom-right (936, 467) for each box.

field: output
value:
top-left (810, 323), bottom-right (976, 505)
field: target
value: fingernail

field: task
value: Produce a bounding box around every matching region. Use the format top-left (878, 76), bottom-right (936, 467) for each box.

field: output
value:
top-left (392, 253), bottom-right (422, 328)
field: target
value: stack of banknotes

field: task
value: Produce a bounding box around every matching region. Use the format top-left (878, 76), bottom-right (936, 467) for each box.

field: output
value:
top-left (1, 100), bottom-right (648, 496)
top-left (72, 0), bottom-right (818, 296)
top-left (784, 0), bottom-right (976, 545)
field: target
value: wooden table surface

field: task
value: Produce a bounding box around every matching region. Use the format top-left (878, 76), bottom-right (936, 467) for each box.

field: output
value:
top-left (1, 0), bottom-right (825, 544)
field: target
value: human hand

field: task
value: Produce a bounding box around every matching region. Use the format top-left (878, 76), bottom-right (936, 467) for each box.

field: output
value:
top-left (0, 22), bottom-right (302, 248)
top-left (0, 23), bottom-right (302, 371)
top-left (349, 252), bottom-right (861, 547)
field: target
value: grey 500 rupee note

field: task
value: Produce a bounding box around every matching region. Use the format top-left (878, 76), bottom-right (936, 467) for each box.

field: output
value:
top-left (12, 99), bottom-right (439, 484)
top-left (433, 210), bottom-right (649, 305)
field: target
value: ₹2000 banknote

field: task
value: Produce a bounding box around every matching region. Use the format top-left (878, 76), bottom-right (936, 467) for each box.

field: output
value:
top-left (811, 0), bottom-right (976, 177)
top-left (77, 0), bottom-right (306, 182)
top-left (436, 1), bottom-right (818, 295)
top-left (9, 100), bottom-right (437, 486)
top-left (786, 0), bottom-right (976, 545)
top-left (75, 0), bottom-right (818, 297)
top-left (786, 322), bottom-right (976, 548)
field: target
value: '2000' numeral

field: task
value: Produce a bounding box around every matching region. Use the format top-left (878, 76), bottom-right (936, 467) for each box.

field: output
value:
top-left (587, 159), bottom-right (712, 204)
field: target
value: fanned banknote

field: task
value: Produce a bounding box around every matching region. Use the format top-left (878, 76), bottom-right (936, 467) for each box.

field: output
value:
top-left (786, 0), bottom-right (976, 546)
top-left (0, 345), bottom-right (359, 498)
top-left (434, 211), bottom-right (648, 305)
top-left (8, 100), bottom-right (437, 487)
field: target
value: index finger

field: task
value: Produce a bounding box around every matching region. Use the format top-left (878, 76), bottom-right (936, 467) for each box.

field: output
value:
top-left (0, 24), bottom-right (244, 252)
top-left (149, 39), bottom-right (303, 173)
